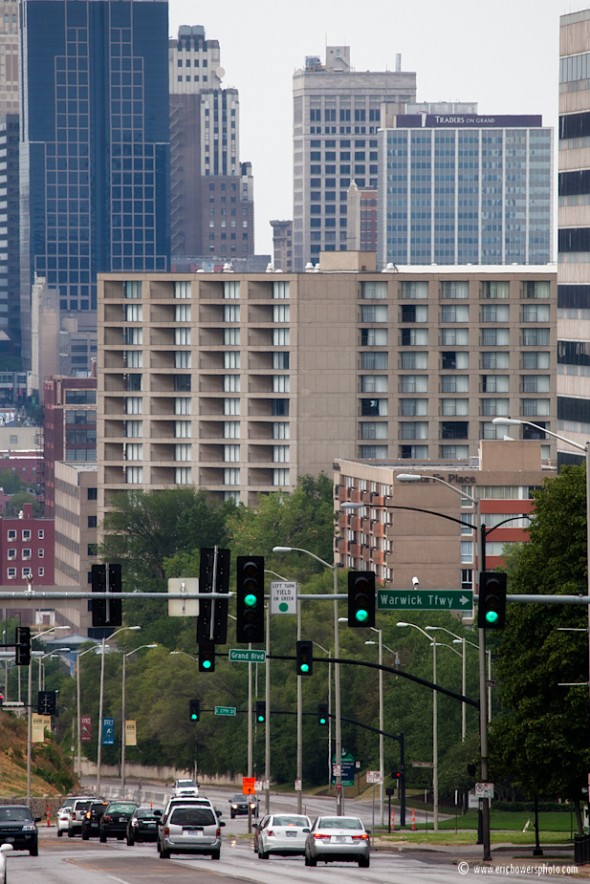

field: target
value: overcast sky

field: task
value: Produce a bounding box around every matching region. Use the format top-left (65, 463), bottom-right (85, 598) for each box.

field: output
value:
top-left (170, 0), bottom-right (581, 255)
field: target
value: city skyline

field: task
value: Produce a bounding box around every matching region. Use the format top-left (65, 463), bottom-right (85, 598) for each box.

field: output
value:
top-left (170, 0), bottom-right (574, 255)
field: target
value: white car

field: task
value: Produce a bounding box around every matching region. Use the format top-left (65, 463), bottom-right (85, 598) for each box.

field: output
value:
top-left (172, 779), bottom-right (199, 798)
top-left (0, 844), bottom-right (12, 884)
top-left (256, 813), bottom-right (311, 859)
top-left (56, 798), bottom-right (75, 837)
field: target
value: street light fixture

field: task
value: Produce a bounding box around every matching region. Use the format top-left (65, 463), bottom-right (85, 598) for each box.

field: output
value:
top-left (273, 544), bottom-right (344, 815)
top-left (96, 626), bottom-right (141, 795)
top-left (121, 644), bottom-right (157, 791)
top-left (396, 621), bottom-right (439, 830)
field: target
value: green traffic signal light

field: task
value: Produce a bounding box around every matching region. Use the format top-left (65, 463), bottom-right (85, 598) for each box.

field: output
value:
top-left (255, 700), bottom-right (266, 723)
top-left (198, 640), bottom-right (215, 672)
top-left (244, 593), bottom-right (257, 607)
top-left (189, 699), bottom-right (200, 722)
top-left (477, 572), bottom-right (507, 629)
top-left (318, 703), bottom-right (328, 726)
top-left (347, 571), bottom-right (376, 628)
top-left (296, 640), bottom-right (313, 676)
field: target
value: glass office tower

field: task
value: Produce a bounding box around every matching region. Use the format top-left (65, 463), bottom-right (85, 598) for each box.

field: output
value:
top-left (19, 0), bottom-right (170, 367)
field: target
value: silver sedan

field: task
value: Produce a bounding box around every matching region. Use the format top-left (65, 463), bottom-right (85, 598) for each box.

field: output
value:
top-left (304, 815), bottom-right (370, 867)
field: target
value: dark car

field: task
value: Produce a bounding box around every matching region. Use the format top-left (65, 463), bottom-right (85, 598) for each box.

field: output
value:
top-left (126, 805), bottom-right (162, 845)
top-left (0, 804), bottom-right (40, 855)
top-left (228, 793), bottom-right (258, 819)
top-left (81, 801), bottom-right (109, 840)
top-left (99, 801), bottom-right (137, 842)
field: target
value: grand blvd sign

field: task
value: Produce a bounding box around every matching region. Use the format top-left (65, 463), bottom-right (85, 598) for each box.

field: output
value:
top-left (377, 589), bottom-right (473, 612)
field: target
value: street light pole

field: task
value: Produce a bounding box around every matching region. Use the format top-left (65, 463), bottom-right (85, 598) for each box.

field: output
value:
top-left (121, 644), bottom-right (157, 792)
top-left (363, 628), bottom-right (384, 825)
top-left (273, 545), bottom-right (344, 815)
top-left (96, 626), bottom-right (140, 796)
top-left (396, 621), bottom-right (439, 830)
top-left (312, 641), bottom-right (332, 789)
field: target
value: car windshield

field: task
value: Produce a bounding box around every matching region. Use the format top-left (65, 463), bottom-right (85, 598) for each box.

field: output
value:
top-left (171, 808), bottom-right (215, 826)
top-left (232, 794), bottom-right (246, 801)
top-left (0, 807), bottom-right (32, 821)
top-left (318, 817), bottom-right (362, 829)
top-left (273, 815), bottom-right (309, 827)
top-left (136, 807), bottom-right (161, 818)
top-left (107, 803), bottom-right (135, 814)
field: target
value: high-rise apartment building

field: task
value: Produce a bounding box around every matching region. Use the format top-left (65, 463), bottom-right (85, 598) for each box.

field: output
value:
top-left (378, 114), bottom-right (553, 268)
top-left (169, 25), bottom-right (254, 262)
top-left (19, 0), bottom-right (170, 372)
top-left (292, 47), bottom-right (416, 269)
top-left (558, 10), bottom-right (590, 463)
top-left (0, 114), bottom-right (20, 357)
top-left (0, 0), bottom-right (18, 114)
top-left (96, 252), bottom-right (556, 517)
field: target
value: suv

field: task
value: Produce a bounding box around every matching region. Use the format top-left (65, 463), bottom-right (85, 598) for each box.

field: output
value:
top-left (0, 805), bottom-right (40, 856)
top-left (162, 795), bottom-right (221, 819)
top-left (67, 797), bottom-right (95, 837)
top-left (172, 778), bottom-right (199, 798)
top-left (99, 801), bottom-right (137, 842)
top-left (158, 803), bottom-right (223, 860)
top-left (228, 793), bottom-right (259, 819)
top-left (81, 801), bottom-right (109, 840)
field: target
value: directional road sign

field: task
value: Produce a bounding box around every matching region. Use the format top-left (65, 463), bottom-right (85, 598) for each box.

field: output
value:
top-left (228, 649), bottom-right (266, 664)
top-left (377, 589), bottom-right (473, 612)
top-left (214, 706), bottom-right (237, 716)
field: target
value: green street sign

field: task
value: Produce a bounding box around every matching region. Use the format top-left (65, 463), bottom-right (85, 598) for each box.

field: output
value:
top-left (377, 589), bottom-right (473, 612)
top-left (214, 706), bottom-right (237, 716)
top-left (228, 649), bottom-right (266, 664)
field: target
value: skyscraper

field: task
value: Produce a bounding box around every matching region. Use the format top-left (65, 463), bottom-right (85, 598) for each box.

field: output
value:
top-left (378, 113), bottom-right (553, 267)
top-left (292, 46), bottom-right (416, 270)
top-left (169, 25), bottom-right (254, 262)
top-left (557, 10), bottom-right (590, 463)
top-left (19, 0), bottom-right (170, 371)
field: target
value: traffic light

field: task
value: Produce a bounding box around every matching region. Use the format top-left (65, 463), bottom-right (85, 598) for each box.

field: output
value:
top-left (347, 571), bottom-right (376, 628)
top-left (197, 547), bottom-right (230, 644)
top-left (189, 699), bottom-right (200, 722)
top-left (236, 556), bottom-right (265, 644)
top-left (15, 626), bottom-right (31, 666)
top-left (37, 690), bottom-right (57, 716)
top-left (295, 640), bottom-right (313, 676)
top-left (91, 563), bottom-right (122, 627)
top-left (317, 703), bottom-right (328, 726)
top-left (255, 700), bottom-right (266, 723)
top-left (478, 571), bottom-right (507, 629)
top-left (198, 640), bottom-right (215, 673)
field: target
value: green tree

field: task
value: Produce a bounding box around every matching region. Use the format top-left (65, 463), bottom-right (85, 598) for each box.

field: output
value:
top-left (0, 469), bottom-right (25, 495)
top-left (490, 465), bottom-right (590, 829)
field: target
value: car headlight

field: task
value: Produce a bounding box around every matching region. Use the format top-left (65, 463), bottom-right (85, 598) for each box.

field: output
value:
top-left (22, 823), bottom-right (36, 831)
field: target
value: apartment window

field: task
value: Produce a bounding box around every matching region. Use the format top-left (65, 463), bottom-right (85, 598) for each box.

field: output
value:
top-left (441, 328), bottom-right (469, 346)
top-left (126, 466), bottom-right (144, 483)
top-left (125, 419), bottom-right (144, 438)
top-left (273, 281), bottom-right (290, 299)
top-left (175, 421), bottom-right (191, 438)
top-left (441, 352), bottom-right (469, 369)
top-left (273, 446), bottom-right (290, 463)
top-left (441, 444), bottom-right (469, 459)
top-left (38, 549), bottom-right (45, 559)
top-left (124, 327), bottom-right (143, 345)
top-left (522, 375), bottom-right (550, 393)
top-left (88, 516), bottom-right (97, 528)
top-left (523, 281), bottom-right (550, 299)
top-left (522, 352), bottom-right (550, 369)
top-left (440, 280), bottom-right (469, 299)
top-left (175, 304), bottom-right (191, 322)
top-left (125, 350), bottom-right (143, 368)
top-left (441, 421), bottom-right (468, 439)
top-left (400, 399), bottom-right (428, 416)
top-left (401, 305), bottom-right (428, 322)
top-left (360, 281), bottom-right (387, 299)
top-left (441, 305), bottom-right (469, 322)
top-left (360, 422), bottom-right (388, 440)
top-left (7, 549), bottom-right (15, 560)
top-left (481, 398), bottom-right (509, 417)
top-left (224, 421), bottom-right (240, 439)
top-left (359, 445), bottom-right (388, 458)
top-left (223, 304), bottom-right (240, 322)
top-left (174, 375), bottom-right (191, 392)
top-left (360, 375), bottom-right (387, 393)
top-left (6, 568), bottom-right (15, 580)
top-left (440, 375), bottom-right (469, 393)
top-left (224, 328), bottom-right (240, 345)
top-left (361, 399), bottom-right (387, 416)
top-left (38, 567), bottom-right (45, 577)
top-left (481, 280), bottom-right (510, 299)
top-left (361, 328), bottom-right (388, 346)
top-left (441, 399), bottom-right (469, 416)
top-left (273, 329), bottom-right (290, 346)
top-left (223, 280), bottom-right (240, 299)
top-left (173, 444), bottom-right (191, 462)
top-left (224, 468), bottom-right (240, 485)
top-left (481, 305), bottom-right (509, 322)
top-left (399, 375), bottom-right (428, 393)
top-left (522, 399), bottom-right (550, 416)
top-left (273, 304), bottom-right (290, 323)
top-left (37, 529), bottom-right (45, 539)
top-left (460, 541), bottom-right (474, 563)
top-left (224, 375), bottom-right (241, 393)
top-left (273, 376), bottom-right (290, 393)
top-left (6, 530), bottom-right (16, 541)
top-left (224, 399), bottom-right (240, 416)
top-left (522, 329), bottom-right (550, 346)
top-left (481, 375), bottom-right (510, 393)
top-left (175, 398), bottom-right (191, 415)
top-left (481, 329), bottom-right (510, 346)
top-left (400, 329), bottom-right (428, 346)
top-left (400, 445), bottom-right (429, 459)
top-left (224, 445), bottom-right (240, 462)
top-left (481, 352), bottom-right (510, 369)
top-left (125, 443), bottom-right (143, 461)
top-left (175, 467), bottom-right (192, 485)
top-left (400, 422), bottom-right (428, 439)
top-left (272, 422), bottom-right (290, 439)
top-left (271, 399), bottom-right (289, 416)
top-left (273, 352), bottom-right (290, 370)
top-left (22, 568), bottom-right (32, 580)
top-left (273, 469), bottom-right (290, 486)
top-left (124, 280), bottom-right (141, 299)
top-left (360, 352), bottom-right (387, 370)
top-left (522, 305), bottom-right (550, 322)
top-left (224, 352), bottom-right (241, 369)
top-left (174, 281), bottom-right (191, 299)
top-left (175, 328), bottom-right (191, 346)
top-left (481, 421), bottom-right (504, 440)
top-left (400, 351), bottom-right (428, 369)
top-left (175, 351), bottom-right (191, 369)
top-left (400, 281), bottom-right (428, 299)
top-left (360, 305), bottom-right (388, 322)
top-left (87, 488), bottom-right (97, 501)
top-left (22, 530), bottom-right (31, 541)
top-left (125, 303), bottom-right (143, 322)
